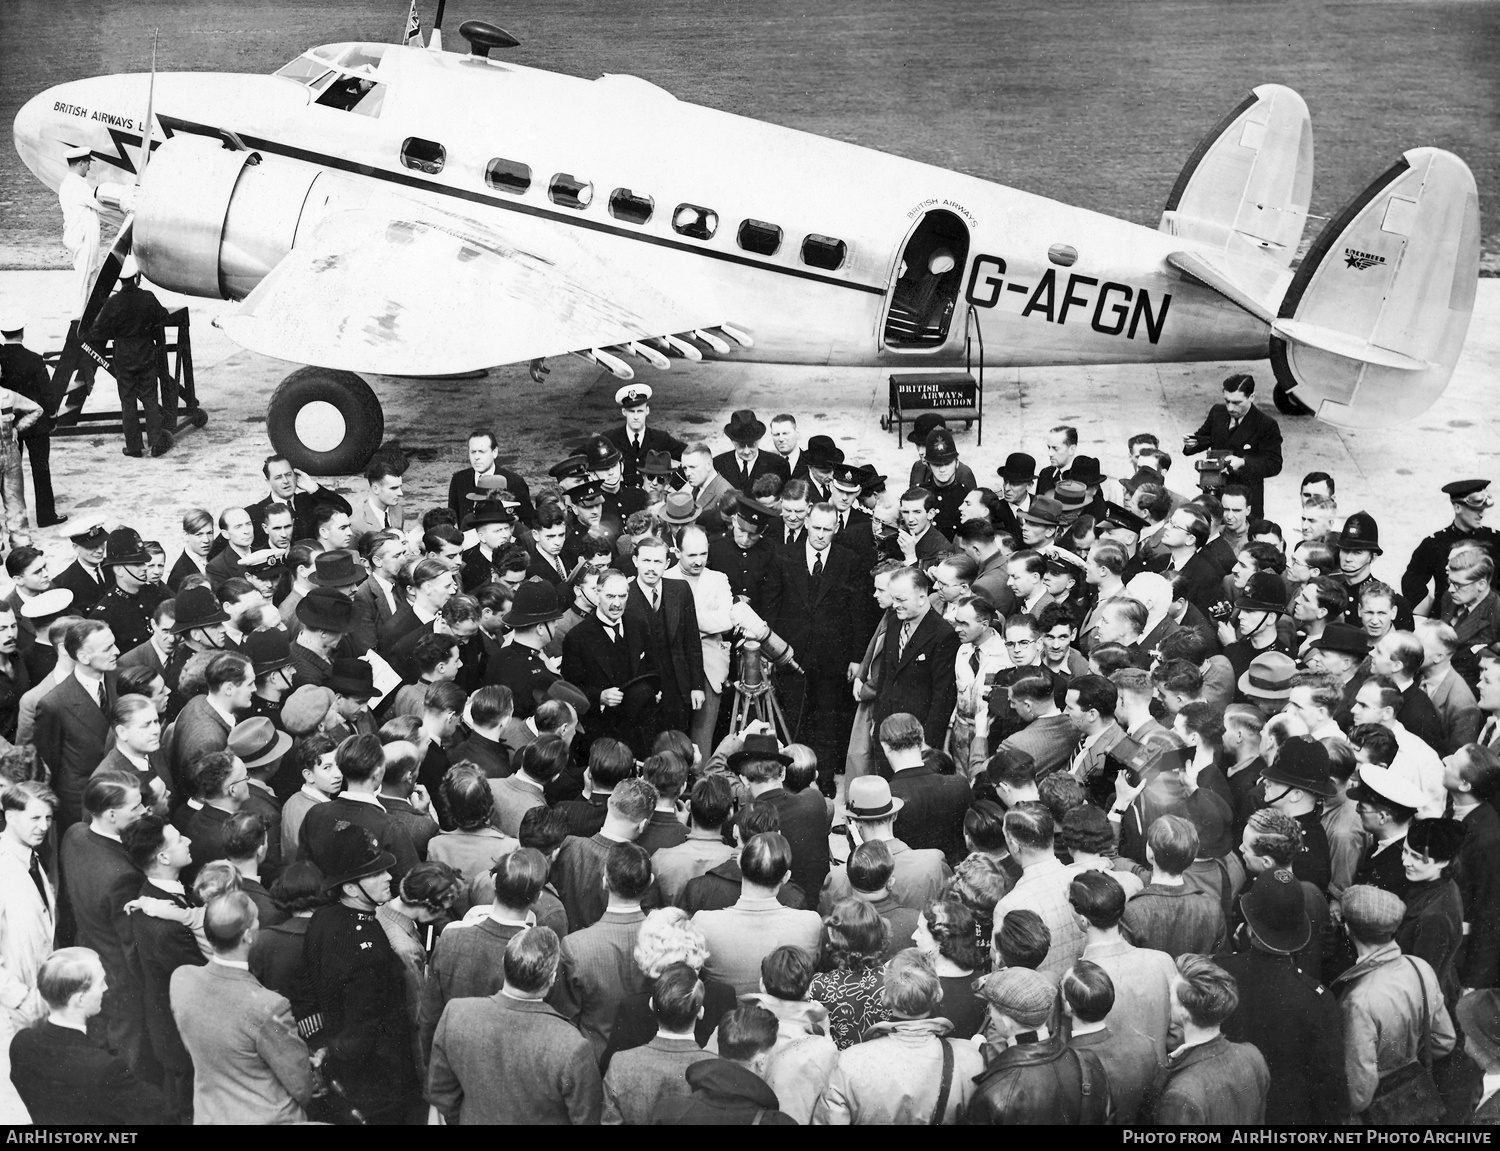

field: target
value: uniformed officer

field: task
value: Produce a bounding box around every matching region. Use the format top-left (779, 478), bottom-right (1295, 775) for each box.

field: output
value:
top-left (0, 310), bottom-right (65, 527)
top-left (1401, 479), bottom-right (1500, 612)
top-left (911, 426), bottom-right (976, 540)
top-left (485, 578), bottom-right (565, 716)
top-left (86, 256), bottom-right (174, 458)
top-left (707, 494), bottom-right (779, 609)
top-left (459, 490), bottom-right (517, 592)
top-left (603, 383), bottom-right (686, 489)
top-left (58, 146), bottom-right (103, 321)
top-left (238, 550), bottom-right (287, 604)
top-left (304, 824), bottom-right (422, 1125)
top-left (52, 515), bottom-right (113, 612)
top-left (0, 368), bottom-right (44, 546)
top-left (1334, 512), bottom-right (1414, 631)
top-left (88, 527), bottom-right (167, 652)
top-left (583, 434), bottom-right (647, 529)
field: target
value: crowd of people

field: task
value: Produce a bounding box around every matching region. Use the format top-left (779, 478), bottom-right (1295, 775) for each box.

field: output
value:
top-left (1, 368), bottom-right (1499, 1126)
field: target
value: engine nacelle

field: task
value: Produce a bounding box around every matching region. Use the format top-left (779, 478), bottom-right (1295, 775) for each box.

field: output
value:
top-left (134, 136), bottom-right (321, 300)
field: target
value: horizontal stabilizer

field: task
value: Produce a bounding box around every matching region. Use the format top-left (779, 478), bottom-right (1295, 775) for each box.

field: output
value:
top-left (1159, 84), bottom-right (1313, 267)
top-left (1270, 147), bottom-right (1480, 428)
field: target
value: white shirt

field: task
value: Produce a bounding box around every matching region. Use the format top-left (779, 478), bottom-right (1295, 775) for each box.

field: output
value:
top-left (637, 578), bottom-right (661, 610)
top-left (805, 541), bottom-right (829, 575)
top-left (340, 790), bottom-right (384, 808)
top-left (210, 957), bottom-right (250, 971)
top-left (373, 572), bottom-right (399, 615)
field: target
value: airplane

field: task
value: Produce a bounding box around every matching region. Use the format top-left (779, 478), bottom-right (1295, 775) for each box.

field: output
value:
top-left (10, 5), bottom-right (1480, 476)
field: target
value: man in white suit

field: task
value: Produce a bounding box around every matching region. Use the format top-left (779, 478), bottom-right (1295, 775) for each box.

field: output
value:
top-left (668, 524), bottom-right (734, 762)
top-left (0, 781), bottom-right (58, 1122)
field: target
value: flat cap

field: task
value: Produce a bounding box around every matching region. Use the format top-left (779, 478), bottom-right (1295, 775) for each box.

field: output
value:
top-left (1340, 884), bottom-right (1406, 938)
top-left (975, 967), bottom-right (1054, 1027)
top-left (280, 685), bottom-right (336, 736)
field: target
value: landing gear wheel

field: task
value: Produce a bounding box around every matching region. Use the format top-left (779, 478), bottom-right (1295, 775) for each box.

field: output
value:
top-left (267, 367), bottom-right (385, 476)
top-left (1272, 383), bottom-right (1314, 416)
top-left (1269, 336), bottom-right (1316, 416)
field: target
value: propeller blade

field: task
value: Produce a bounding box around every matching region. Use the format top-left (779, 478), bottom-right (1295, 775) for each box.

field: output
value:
top-left (137, 29), bottom-right (158, 185)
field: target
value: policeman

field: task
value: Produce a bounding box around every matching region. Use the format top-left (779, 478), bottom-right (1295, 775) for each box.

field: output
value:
top-left (1401, 479), bottom-right (1500, 612)
top-left (58, 146), bottom-right (103, 321)
top-left (86, 256), bottom-right (173, 457)
top-left (912, 426), bottom-right (976, 540)
top-left (0, 310), bottom-right (65, 527)
top-left (52, 515), bottom-right (113, 612)
top-left (583, 434), bottom-right (647, 529)
top-left (485, 578), bottom-right (565, 716)
top-left (88, 528), bottom-right (167, 652)
top-left (603, 383), bottom-right (686, 489)
top-left (1334, 512), bottom-right (1414, 632)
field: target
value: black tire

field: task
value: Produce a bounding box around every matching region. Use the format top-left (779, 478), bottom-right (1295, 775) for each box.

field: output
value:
top-left (1268, 337), bottom-right (1316, 416)
top-left (267, 367), bottom-right (384, 476)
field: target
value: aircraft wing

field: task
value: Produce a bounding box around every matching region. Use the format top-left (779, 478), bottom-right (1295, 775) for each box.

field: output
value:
top-left (215, 203), bottom-right (728, 375)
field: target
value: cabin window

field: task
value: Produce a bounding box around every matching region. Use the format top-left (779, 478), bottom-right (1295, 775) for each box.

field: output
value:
top-left (549, 174), bottom-right (593, 210)
top-left (486, 158), bottom-right (532, 196)
top-left (737, 219), bottom-right (783, 256)
top-left (673, 204), bottom-right (718, 241)
top-left (609, 189), bottom-right (654, 225)
top-left (801, 234), bottom-right (847, 270)
top-left (274, 57), bottom-right (333, 88)
top-left (314, 75), bottom-right (386, 117)
top-left (400, 138), bottom-right (446, 176)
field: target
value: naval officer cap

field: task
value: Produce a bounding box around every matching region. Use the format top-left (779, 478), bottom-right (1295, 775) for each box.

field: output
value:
top-left (616, 383), bottom-right (652, 408)
top-left (65, 146), bottom-right (92, 162)
top-left (65, 514), bottom-right (110, 549)
top-left (0, 309), bottom-right (25, 335)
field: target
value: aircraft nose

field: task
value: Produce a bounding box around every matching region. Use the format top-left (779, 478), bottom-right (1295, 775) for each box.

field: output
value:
top-left (12, 87), bottom-right (53, 177)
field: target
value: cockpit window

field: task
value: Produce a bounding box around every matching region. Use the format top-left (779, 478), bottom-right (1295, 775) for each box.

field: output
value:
top-left (315, 75), bottom-right (386, 117)
top-left (274, 57), bottom-right (334, 86)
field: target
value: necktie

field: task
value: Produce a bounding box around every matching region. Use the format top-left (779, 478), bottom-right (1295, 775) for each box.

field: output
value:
top-left (606, 624), bottom-right (618, 644)
top-left (650, 588), bottom-right (660, 612)
top-left (968, 648), bottom-right (981, 675)
top-left (812, 551), bottom-right (824, 581)
top-left (742, 463), bottom-right (751, 484)
top-left (1484, 717), bottom-right (1500, 749)
top-left (790, 528), bottom-right (800, 548)
top-left (633, 435), bottom-right (641, 453)
top-left (899, 621), bottom-right (913, 658)
top-left (27, 852), bottom-right (47, 907)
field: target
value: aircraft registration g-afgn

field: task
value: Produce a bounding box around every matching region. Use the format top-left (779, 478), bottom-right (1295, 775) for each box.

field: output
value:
top-left (11, 3), bottom-right (1481, 474)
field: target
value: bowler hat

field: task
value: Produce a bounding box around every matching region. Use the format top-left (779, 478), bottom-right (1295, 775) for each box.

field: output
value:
top-left (1069, 456), bottom-right (1106, 486)
top-left (170, 586), bottom-right (229, 633)
top-left (101, 527), bottom-right (150, 567)
top-left (802, 435), bottom-right (844, 470)
top-left (726, 732), bottom-right (792, 771)
top-left (584, 434), bottom-right (622, 470)
top-left (503, 578), bottom-right (567, 628)
top-left (320, 823), bottom-right (396, 891)
top-left (1238, 651), bottom-right (1298, 701)
top-left (1340, 884), bottom-right (1406, 938)
top-left (227, 717), bottom-right (293, 770)
top-left (660, 491), bottom-right (700, 526)
top-left (1457, 990), bottom-right (1500, 1071)
top-left (1260, 735), bottom-right (1335, 797)
top-left (1309, 622), bottom-right (1369, 658)
top-left (310, 551), bottom-right (362, 589)
top-left (618, 671), bottom-right (662, 721)
top-left (723, 410), bottom-right (767, 444)
top-left (641, 450), bottom-right (676, 478)
top-left (846, 776), bottom-right (905, 820)
top-left (463, 496), bottom-right (515, 529)
top-left (326, 658), bottom-right (378, 700)
top-left (1335, 511), bottom-right (1383, 555)
top-left (1123, 467), bottom-right (1164, 493)
top-left (615, 383), bottom-right (652, 409)
top-left (923, 428), bottom-right (958, 465)
top-left (996, 452), bottom-right (1036, 483)
top-left (296, 588), bottom-right (354, 634)
top-left (1240, 868), bottom-right (1312, 953)
top-left (906, 413), bottom-right (947, 445)
top-left (242, 628), bottom-right (291, 676)
top-left (1237, 572), bottom-right (1287, 614)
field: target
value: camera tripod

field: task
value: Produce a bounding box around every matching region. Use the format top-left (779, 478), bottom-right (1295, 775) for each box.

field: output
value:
top-left (725, 640), bottom-right (796, 745)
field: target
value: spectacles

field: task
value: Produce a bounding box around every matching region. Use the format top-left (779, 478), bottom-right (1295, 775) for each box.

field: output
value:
top-left (1004, 639), bottom-right (1037, 649)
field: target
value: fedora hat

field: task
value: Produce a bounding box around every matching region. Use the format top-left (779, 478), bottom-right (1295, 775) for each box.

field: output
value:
top-left (857, 465), bottom-right (887, 495)
top-left (1237, 572), bottom-right (1288, 614)
top-left (321, 823), bottom-right (396, 891)
top-left (723, 409), bottom-right (767, 444)
top-left (642, 450), bottom-right (677, 477)
top-left (1260, 735), bottom-right (1335, 797)
top-left (846, 776), bottom-right (905, 820)
top-left (326, 657), bottom-right (378, 700)
top-left (296, 588), bottom-right (354, 634)
top-left (503, 578), bottom-right (567, 628)
top-left (1021, 496), bottom-right (1063, 527)
top-left (101, 527), bottom-right (150, 567)
top-left (310, 551), bottom-right (362, 588)
top-left (726, 733), bottom-right (792, 771)
top-left (1240, 868), bottom-right (1312, 953)
top-left (997, 452), bottom-right (1037, 483)
top-left (1335, 511), bottom-right (1383, 555)
top-left (1238, 650), bottom-right (1298, 701)
top-left (906, 413), bottom-right (947, 445)
top-left (242, 628), bottom-right (291, 676)
top-left (584, 434), bottom-right (623, 470)
top-left (1309, 622), bottom-right (1369, 658)
top-left (1069, 456), bottom-right (1106, 486)
top-left (227, 717), bottom-right (293, 770)
top-left (1053, 480), bottom-right (1088, 514)
top-left (660, 491), bottom-right (700, 525)
top-left (802, 435), bottom-right (844, 470)
top-left (463, 496), bottom-right (515, 529)
top-left (170, 586), bottom-right (229, 634)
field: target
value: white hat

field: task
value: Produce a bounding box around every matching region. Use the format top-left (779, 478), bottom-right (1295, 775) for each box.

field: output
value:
top-left (64, 513), bottom-right (109, 541)
top-left (119, 255), bottom-right (141, 280)
top-left (615, 383), bottom-right (652, 408)
top-left (65, 146), bottom-right (92, 162)
top-left (0, 310), bottom-right (23, 334)
top-left (19, 588), bottom-right (74, 619)
top-left (1351, 763), bottom-right (1426, 813)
